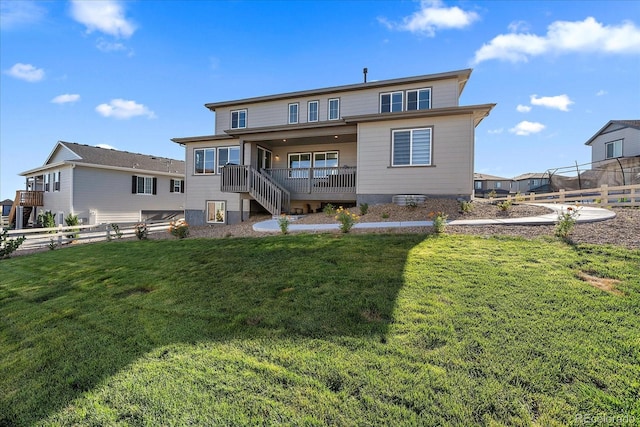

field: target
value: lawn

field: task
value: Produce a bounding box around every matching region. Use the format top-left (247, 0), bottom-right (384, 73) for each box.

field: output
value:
top-left (1, 234), bottom-right (639, 426)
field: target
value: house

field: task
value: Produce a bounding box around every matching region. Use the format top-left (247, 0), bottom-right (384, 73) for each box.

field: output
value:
top-left (473, 173), bottom-right (512, 198)
top-left (172, 69), bottom-right (495, 226)
top-left (585, 120), bottom-right (640, 163)
top-left (13, 141), bottom-right (185, 227)
top-left (583, 120), bottom-right (640, 187)
top-left (512, 173), bottom-right (551, 193)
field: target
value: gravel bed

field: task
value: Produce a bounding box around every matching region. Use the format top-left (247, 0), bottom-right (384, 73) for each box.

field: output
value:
top-left (10, 200), bottom-right (640, 257)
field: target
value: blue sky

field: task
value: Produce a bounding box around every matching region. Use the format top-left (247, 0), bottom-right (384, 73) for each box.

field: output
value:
top-left (1, 0), bottom-right (639, 200)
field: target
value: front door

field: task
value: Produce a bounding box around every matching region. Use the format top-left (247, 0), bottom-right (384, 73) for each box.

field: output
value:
top-left (257, 146), bottom-right (273, 171)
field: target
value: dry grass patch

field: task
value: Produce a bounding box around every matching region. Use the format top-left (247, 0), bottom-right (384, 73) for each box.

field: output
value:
top-left (576, 271), bottom-right (624, 295)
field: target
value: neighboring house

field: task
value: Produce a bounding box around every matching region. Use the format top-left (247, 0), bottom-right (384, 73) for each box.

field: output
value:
top-left (585, 120), bottom-right (640, 163)
top-left (15, 141), bottom-right (185, 227)
top-left (512, 173), bottom-right (550, 193)
top-left (172, 68), bottom-right (495, 226)
top-left (473, 173), bottom-right (512, 197)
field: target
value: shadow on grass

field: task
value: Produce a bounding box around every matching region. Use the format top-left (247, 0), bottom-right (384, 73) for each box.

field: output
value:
top-left (0, 233), bottom-right (426, 425)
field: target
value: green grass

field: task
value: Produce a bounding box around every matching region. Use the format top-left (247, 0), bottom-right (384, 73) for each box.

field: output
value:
top-left (1, 234), bottom-right (639, 426)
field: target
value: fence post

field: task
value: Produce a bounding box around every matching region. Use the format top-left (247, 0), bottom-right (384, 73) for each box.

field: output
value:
top-left (529, 192), bottom-right (535, 202)
top-left (600, 184), bottom-right (608, 204)
top-left (106, 224), bottom-right (111, 240)
top-left (58, 224), bottom-right (63, 246)
top-left (559, 189), bottom-right (565, 203)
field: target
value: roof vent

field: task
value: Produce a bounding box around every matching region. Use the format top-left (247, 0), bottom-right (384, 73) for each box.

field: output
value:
top-left (363, 67), bottom-right (368, 83)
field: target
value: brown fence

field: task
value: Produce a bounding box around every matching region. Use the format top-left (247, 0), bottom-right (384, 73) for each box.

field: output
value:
top-left (492, 184), bottom-right (640, 207)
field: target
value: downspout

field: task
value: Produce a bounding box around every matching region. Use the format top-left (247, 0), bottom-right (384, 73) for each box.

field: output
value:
top-left (70, 164), bottom-right (75, 219)
top-left (615, 157), bottom-right (626, 186)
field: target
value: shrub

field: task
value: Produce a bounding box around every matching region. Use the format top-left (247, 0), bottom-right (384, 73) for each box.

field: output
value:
top-left (555, 205), bottom-right (581, 241)
top-left (48, 238), bottom-right (58, 251)
top-left (488, 189), bottom-right (497, 199)
top-left (405, 197), bottom-right (418, 209)
top-left (381, 212), bottom-right (390, 219)
top-left (428, 211), bottom-right (448, 234)
top-left (497, 200), bottom-right (512, 212)
top-left (135, 223), bottom-right (149, 240)
top-left (64, 213), bottom-right (80, 240)
top-left (168, 219), bottom-right (189, 239)
top-left (335, 206), bottom-right (359, 233)
top-left (459, 200), bottom-right (473, 214)
top-left (0, 229), bottom-right (26, 259)
top-left (323, 203), bottom-right (336, 216)
top-left (277, 214), bottom-right (290, 235)
top-left (515, 192), bottom-right (525, 203)
top-left (37, 210), bottom-right (56, 231)
top-left (359, 203), bottom-right (369, 216)
top-left (110, 223), bottom-right (123, 240)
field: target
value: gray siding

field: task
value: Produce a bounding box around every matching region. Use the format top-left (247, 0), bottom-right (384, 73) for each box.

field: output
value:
top-left (184, 140), bottom-right (243, 225)
top-left (72, 166), bottom-right (184, 224)
top-left (214, 78), bottom-right (461, 134)
top-left (35, 165), bottom-right (74, 225)
top-left (590, 126), bottom-right (640, 163)
top-left (357, 115), bottom-right (474, 198)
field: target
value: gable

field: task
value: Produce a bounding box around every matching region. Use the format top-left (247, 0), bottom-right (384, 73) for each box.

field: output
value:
top-left (45, 142), bottom-right (82, 165)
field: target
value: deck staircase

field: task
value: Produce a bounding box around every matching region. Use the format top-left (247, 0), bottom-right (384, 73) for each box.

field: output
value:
top-left (7, 191), bottom-right (44, 228)
top-left (221, 165), bottom-right (290, 216)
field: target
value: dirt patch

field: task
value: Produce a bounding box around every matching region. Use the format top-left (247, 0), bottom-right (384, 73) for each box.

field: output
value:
top-left (576, 271), bottom-right (624, 296)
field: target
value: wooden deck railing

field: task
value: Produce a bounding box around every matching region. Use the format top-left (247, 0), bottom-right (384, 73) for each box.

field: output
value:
top-left (492, 184), bottom-right (640, 207)
top-left (16, 190), bottom-right (44, 206)
top-left (265, 166), bottom-right (357, 195)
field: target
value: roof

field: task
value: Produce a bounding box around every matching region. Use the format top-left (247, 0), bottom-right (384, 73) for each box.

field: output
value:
top-left (584, 120), bottom-right (640, 146)
top-left (474, 173), bottom-right (511, 181)
top-left (21, 141), bottom-right (185, 176)
top-left (513, 172), bottom-right (549, 180)
top-left (205, 69), bottom-right (472, 111)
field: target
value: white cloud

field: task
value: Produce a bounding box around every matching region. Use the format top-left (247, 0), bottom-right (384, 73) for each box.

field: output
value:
top-left (473, 17), bottom-right (640, 64)
top-left (509, 121), bottom-right (545, 136)
top-left (51, 94), bottom-right (80, 104)
top-left (0, 0), bottom-right (46, 30)
top-left (530, 94), bottom-right (574, 111)
top-left (96, 38), bottom-right (134, 56)
top-left (596, 89), bottom-right (608, 96)
top-left (96, 143), bottom-right (116, 150)
top-left (507, 20), bottom-right (530, 33)
top-left (379, 0), bottom-right (479, 36)
top-left (95, 99), bottom-right (156, 119)
top-left (5, 63), bottom-right (44, 82)
top-left (516, 104), bottom-right (531, 113)
top-left (70, 0), bottom-right (136, 38)
top-left (487, 128), bottom-right (504, 134)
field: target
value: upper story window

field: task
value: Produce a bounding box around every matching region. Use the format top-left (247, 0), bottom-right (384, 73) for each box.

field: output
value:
top-left (308, 100), bottom-right (319, 122)
top-left (605, 139), bottom-right (623, 159)
top-left (380, 91), bottom-right (403, 113)
top-left (44, 173), bottom-right (50, 192)
top-left (392, 128), bottom-right (432, 166)
top-left (53, 171), bottom-right (60, 191)
top-left (217, 146), bottom-right (240, 174)
top-left (194, 148), bottom-right (215, 174)
top-left (328, 98), bottom-right (340, 120)
top-left (231, 109), bottom-right (247, 129)
top-left (288, 103), bottom-right (299, 124)
top-left (132, 175), bottom-right (156, 195)
top-left (407, 88), bottom-right (431, 111)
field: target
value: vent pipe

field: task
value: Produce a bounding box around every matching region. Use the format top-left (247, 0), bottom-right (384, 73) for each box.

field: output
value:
top-left (363, 67), bottom-right (368, 83)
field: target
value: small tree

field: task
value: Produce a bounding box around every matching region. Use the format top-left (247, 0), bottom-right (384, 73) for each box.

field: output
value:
top-left (1, 229), bottom-right (26, 259)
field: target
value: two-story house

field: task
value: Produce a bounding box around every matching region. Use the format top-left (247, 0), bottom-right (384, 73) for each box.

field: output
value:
top-left (172, 69), bottom-right (495, 226)
top-left (14, 141), bottom-right (185, 227)
top-left (585, 120), bottom-right (640, 163)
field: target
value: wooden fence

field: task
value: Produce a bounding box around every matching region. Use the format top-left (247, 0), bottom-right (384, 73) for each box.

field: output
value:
top-left (491, 184), bottom-right (640, 207)
top-left (2, 221), bottom-right (176, 253)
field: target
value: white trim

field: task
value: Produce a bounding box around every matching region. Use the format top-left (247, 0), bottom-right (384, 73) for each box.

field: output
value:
top-left (328, 98), bottom-right (340, 120)
top-left (194, 147), bottom-right (216, 175)
top-left (230, 109), bottom-right (247, 129)
top-left (288, 103), bottom-right (299, 124)
top-left (406, 88), bottom-right (431, 111)
top-left (380, 91), bottom-right (403, 113)
top-left (308, 100), bottom-right (319, 122)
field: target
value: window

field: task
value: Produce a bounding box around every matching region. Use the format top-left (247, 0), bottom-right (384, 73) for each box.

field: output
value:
top-left (308, 100), bottom-right (319, 122)
top-left (44, 173), bottom-right (50, 192)
top-left (328, 98), bottom-right (340, 120)
top-left (170, 179), bottom-right (184, 193)
top-left (380, 91), bottom-right (403, 113)
top-left (407, 88), bottom-right (431, 111)
top-left (217, 146), bottom-right (240, 174)
top-left (392, 128), bottom-right (432, 166)
top-left (288, 152), bottom-right (311, 178)
top-left (496, 182), bottom-right (502, 189)
top-left (132, 175), bottom-right (156, 195)
top-left (231, 109), bottom-right (247, 129)
top-left (53, 171), bottom-right (60, 192)
top-left (475, 181), bottom-right (482, 190)
top-left (605, 139), bottom-right (623, 159)
top-left (313, 151), bottom-right (338, 177)
top-left (206, 201), bottom-right (226, 224)
top-left (194, 148), bottom-right (215, 174)
top-left (288, 103), bottom-right (299, 124)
